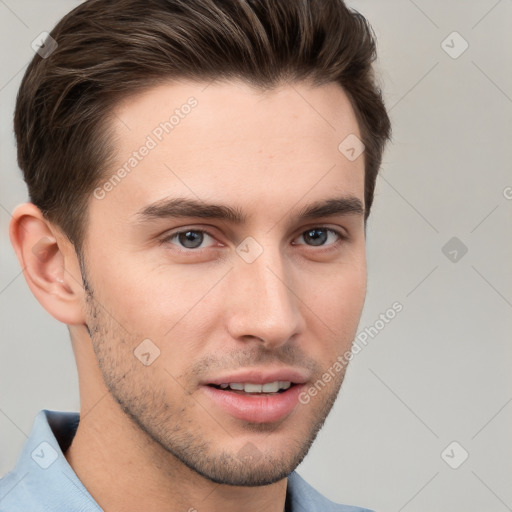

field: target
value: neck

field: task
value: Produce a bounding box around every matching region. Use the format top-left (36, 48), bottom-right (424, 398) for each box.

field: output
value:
top-left (64, 391), bottom-right (287, 512)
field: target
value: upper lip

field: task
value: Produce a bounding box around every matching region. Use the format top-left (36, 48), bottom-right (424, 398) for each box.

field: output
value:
top-left (203, 368), bottom-right (309, 386)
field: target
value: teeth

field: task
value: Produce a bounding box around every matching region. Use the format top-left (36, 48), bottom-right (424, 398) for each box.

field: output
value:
top-left (244, 383), bottom-right (262, 393)
top-left (220, 381), bottom-right (292, 393)
top-left (262, 382), bottom-right (279, 393)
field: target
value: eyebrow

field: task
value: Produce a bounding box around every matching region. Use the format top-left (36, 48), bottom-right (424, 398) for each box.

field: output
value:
top-left (134, 195), bottom-right (364, 224)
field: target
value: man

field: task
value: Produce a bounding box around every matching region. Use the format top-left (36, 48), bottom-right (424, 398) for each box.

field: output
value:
top-left (0, 0), bottom-right (390, 510)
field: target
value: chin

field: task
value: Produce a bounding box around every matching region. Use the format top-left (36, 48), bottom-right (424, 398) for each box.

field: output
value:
top-left (170, 428), bottom-right (318, 487)
top-left (190, 457), bottom-right (298, 487)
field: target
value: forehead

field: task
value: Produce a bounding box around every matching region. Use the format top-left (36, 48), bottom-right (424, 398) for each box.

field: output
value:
top-left (90, 80), bottom-right (364, 230)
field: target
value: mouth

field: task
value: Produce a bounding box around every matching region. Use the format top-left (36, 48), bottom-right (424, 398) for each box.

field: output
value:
top-left (207, 381), bottom-right (295, 395)
top-left (201, 370), bottom-right (308, 423)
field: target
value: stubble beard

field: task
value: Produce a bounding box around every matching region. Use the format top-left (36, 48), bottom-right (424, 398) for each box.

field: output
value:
top-left (80, 264), bottom-right (347, 486)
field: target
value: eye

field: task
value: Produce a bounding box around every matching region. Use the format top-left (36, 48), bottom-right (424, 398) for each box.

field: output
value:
top-left (163, 229), bottom-right (216, 250)
top-left (293, 227), bottom-right (346, 247)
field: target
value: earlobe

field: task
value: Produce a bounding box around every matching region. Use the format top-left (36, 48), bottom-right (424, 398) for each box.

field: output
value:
top-left (9, 203), bottom-right (86, 325)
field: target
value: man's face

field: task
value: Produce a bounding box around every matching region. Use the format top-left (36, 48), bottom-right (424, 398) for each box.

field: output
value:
top-left (80, 80), bottom-right (366, 486)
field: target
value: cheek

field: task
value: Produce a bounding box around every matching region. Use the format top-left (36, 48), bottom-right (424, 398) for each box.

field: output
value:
top-left (90, 257), bottom-right (226, 345)
top-left (306, 259), bottom-right (366, 356)
top-left (85, 258), bottom-right (163, 339)
top-left (335, 263), bottom-right (367, 316)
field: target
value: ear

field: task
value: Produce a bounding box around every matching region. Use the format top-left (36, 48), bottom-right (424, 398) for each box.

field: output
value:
top-left (9, 203), bottom-right (86, 325)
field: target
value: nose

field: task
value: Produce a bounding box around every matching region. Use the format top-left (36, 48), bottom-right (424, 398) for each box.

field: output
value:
top-left (225, 244), bottom-right (303, 350)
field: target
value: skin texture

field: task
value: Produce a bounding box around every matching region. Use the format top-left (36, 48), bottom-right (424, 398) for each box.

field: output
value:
top-left (10, 80), bottom-right (367, 512)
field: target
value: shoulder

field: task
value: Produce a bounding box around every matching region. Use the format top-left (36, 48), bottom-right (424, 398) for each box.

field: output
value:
top-left (286, 471), bottom-right (375, 512)
top-left (0, 409), bottom-right (99, 512)
top-left (0, 469), bottom-right (42, 512)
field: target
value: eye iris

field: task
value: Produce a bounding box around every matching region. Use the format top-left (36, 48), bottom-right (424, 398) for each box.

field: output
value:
top-left (304, 228), bottom-right (327, 246)
top-left (178, 230), bottom-right (203, 249)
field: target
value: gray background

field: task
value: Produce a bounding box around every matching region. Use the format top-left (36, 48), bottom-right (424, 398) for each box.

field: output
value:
top-left (1, 1), bottom-right (511, 511)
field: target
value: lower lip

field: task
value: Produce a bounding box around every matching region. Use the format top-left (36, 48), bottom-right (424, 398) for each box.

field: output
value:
top-left (201, 384), bottom-right (305, 423)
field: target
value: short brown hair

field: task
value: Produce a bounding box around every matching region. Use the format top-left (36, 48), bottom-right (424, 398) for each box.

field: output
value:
top-left (15, 0), bottom-right (391, 250)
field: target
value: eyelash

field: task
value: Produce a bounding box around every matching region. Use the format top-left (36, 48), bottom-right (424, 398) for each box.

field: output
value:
top-left (159, 226), bottom-right (348, 252)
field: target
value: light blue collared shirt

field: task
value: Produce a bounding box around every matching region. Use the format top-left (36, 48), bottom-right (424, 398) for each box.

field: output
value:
top-left (0, 410), bottom-right (374, 511)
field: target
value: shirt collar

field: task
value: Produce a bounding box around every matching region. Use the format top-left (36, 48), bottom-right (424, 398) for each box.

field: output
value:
top-left (2, 409), bottom-right (102, 510)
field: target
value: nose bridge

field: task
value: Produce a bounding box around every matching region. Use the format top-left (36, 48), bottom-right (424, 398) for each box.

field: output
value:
top-left (227, 240), bottom-right (301, 346)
